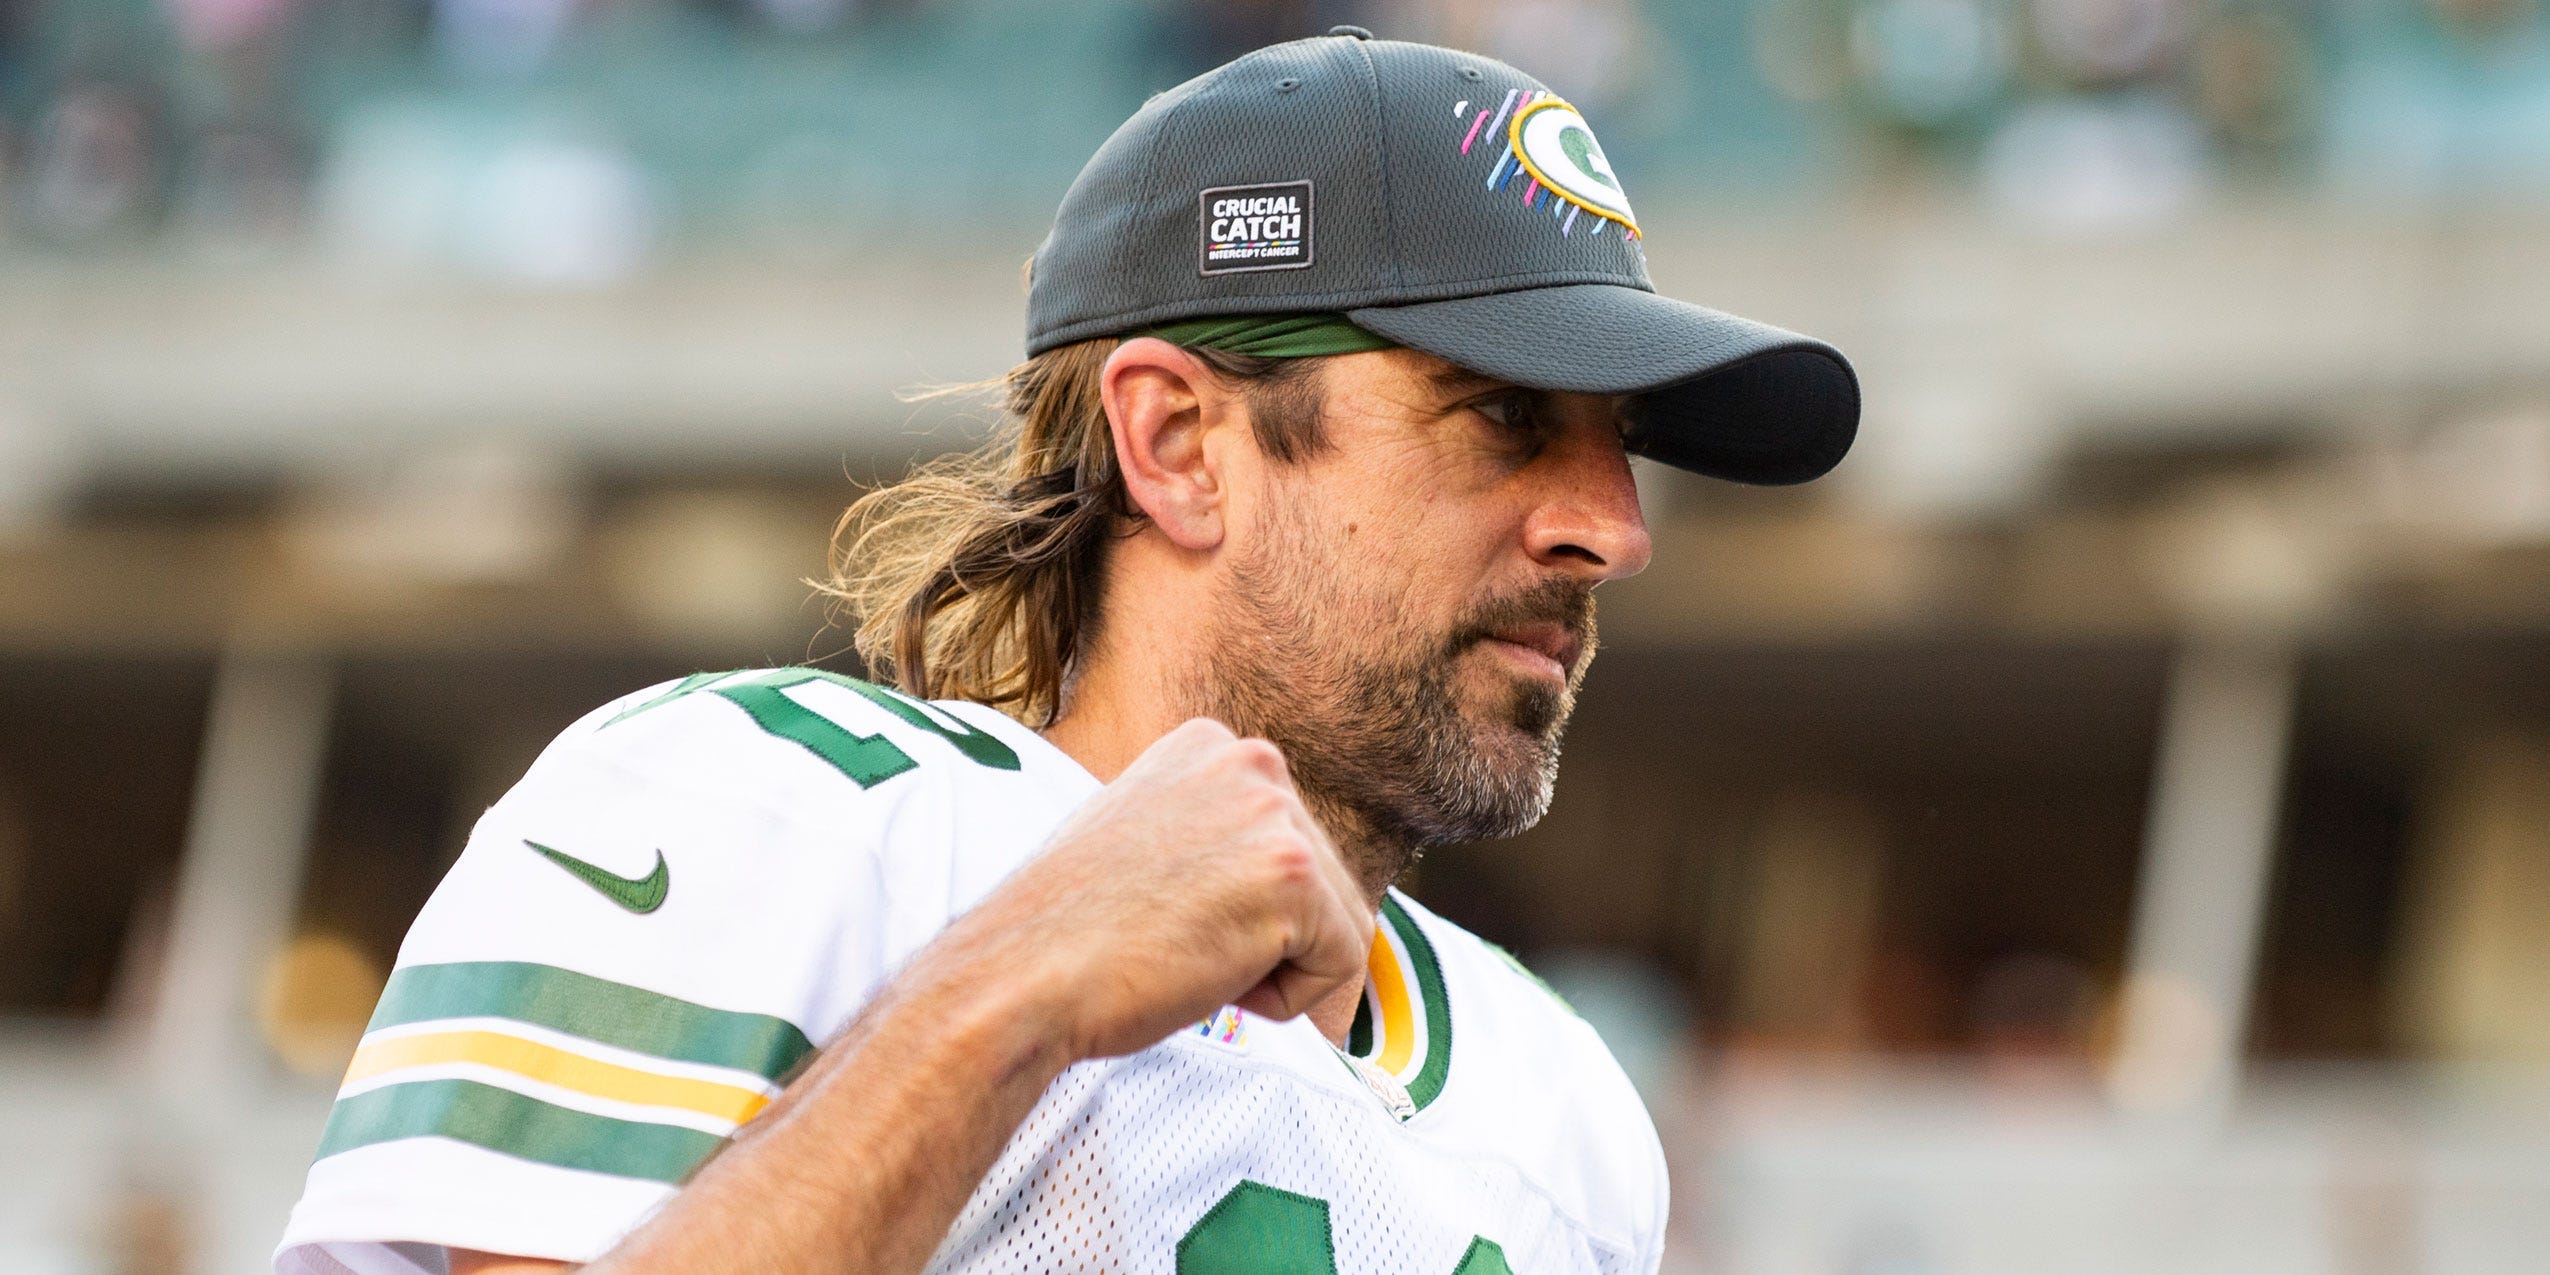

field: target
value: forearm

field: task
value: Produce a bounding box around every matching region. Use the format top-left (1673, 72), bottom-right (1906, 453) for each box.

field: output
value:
top-left (589, 928), bottom-right (1075, 1275)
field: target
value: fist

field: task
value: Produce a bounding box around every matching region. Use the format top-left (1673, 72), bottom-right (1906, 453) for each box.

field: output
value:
top-left (951, 719), bottom-right (1374, 1062)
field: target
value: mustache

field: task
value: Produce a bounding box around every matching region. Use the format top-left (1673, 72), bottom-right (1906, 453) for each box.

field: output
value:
top-left (1446, 577), bottom-right (1598, 669)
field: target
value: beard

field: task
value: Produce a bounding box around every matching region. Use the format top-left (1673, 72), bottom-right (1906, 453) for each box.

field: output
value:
top-left (1188, 498), bottom-right (1598, 887)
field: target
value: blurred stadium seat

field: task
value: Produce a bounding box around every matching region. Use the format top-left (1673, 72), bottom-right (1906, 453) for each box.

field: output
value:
top-left (2, 0), bottom-right (2548, 1271)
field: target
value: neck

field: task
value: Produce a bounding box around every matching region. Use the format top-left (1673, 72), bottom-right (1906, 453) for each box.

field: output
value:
top-left (1288, 793), bottom-right (1412, 911)
top-left (1035, 658), bottom-right (1159, 788)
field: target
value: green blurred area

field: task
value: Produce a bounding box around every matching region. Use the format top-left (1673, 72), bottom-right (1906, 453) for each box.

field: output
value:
top-left (7, 0), bottom-right (2550, 263)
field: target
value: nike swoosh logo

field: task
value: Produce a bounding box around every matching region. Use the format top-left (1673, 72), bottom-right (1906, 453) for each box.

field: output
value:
top-left (524, 840), bottom-right (668, 914)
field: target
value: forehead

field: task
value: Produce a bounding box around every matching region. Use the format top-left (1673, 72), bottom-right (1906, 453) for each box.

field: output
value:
top-left (1320, 346), bottom-right (1503, 401)
top-left (1314, 347), bottom-right (1632, 426)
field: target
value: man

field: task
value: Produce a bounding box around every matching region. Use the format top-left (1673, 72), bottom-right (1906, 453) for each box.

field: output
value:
top-left (275, 28), bottom-right (1855, 1275)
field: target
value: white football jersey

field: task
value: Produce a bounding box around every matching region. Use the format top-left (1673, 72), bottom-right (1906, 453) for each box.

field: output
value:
top-left (276, 668), bottom-right (1667, 1275)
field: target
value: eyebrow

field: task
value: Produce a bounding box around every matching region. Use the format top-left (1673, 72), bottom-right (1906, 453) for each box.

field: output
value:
top-left (1424, 366), bottom-right (1513, 399)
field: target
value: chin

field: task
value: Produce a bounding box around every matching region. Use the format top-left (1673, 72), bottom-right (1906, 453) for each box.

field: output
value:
top-left (1466, 695), bottom-right (1568, 791)
top-left (1494, 679), bottom-right (1571, 743)
top-left (1460, 656), bottom-right (1570, 737)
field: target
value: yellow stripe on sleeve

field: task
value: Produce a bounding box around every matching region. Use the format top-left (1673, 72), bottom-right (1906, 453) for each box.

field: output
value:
top-left (344, 1029), bottom-right (774, 1127)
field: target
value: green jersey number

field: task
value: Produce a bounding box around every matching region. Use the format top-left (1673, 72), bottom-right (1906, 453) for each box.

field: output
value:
top-left (1176, 1180), bottom-right (1514, 1275)
top-left (606, 669), bottom-right (1020, 786)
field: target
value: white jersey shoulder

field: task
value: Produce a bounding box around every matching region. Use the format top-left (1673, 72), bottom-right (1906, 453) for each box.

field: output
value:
top-left (275, 669), bottom-right (1095, 1273)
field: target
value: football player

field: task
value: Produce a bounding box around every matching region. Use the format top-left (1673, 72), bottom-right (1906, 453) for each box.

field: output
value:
top-left (276, 28), bottom-right (1856, 1275)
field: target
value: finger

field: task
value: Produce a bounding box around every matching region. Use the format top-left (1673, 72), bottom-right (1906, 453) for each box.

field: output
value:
top-left (1287, 855), bottom-right (1376, 992)
top-left (1224, 735), bottom-right (1293, 790)
top-left (1256, 739), bottom-right (1302, 796)
top-left (1173, 715), bottom-right (1235, 741)
top-left (1299, 818), bottom-right (1371, 955)
top-left (1165, 716), bottom-right (1236, 752)
top-left (1231, 847), bottom-right (1367, 1024)
top-left (1122, 717), bottom-right (1229, 781)
top-left (1271, 795), bottom-right (1373, 974)
top-left (1233, 954), bottom-right (1357, 1022)
top-left (1238, 901), bottom-right (1369, 1023)
top-left (1233, 968), bottom-right (1309, 1021)
top-left (1279, 795), bottom-right (1335, 869)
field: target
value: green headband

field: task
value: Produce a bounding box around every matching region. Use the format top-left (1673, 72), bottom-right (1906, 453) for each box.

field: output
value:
top-left (1137, 313), bottom-right (1398, 359)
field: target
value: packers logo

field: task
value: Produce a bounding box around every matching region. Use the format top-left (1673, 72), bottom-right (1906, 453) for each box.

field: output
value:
top-left (1509, 98), bottom-right (1636, 233)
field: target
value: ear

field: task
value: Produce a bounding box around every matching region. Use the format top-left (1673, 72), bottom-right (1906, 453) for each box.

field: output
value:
top-left (1101, 337), bottom-right (1232, 551)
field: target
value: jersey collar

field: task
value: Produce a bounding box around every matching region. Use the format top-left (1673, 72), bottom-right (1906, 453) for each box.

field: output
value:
top-left (1343, 892), bottom-right (1453, 1116)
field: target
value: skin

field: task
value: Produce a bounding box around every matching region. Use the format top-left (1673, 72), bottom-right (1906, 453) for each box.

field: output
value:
top-left (449, 340), bottom-right (1650, 1275)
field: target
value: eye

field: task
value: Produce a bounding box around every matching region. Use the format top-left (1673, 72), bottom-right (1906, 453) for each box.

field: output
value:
top-left (1465, 390), bottom-right (1550, 456)
top-left (1469, 390), bottom-right (1533, 431)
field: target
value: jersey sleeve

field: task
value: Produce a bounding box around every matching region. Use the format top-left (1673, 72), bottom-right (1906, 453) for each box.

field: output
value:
top-left (274, 669), bottom-right (1042, 1274)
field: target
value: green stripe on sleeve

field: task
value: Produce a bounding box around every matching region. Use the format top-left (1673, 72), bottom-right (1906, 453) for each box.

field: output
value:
top-left (367, 962), bottom-right (817, 1084)
top-left (316, 1078), bottom-right (724, 1184)
top-left (1382, 896), bottom-right (1455, 1113)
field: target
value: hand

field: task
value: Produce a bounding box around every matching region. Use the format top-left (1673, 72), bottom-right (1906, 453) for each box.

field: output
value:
top-left (933, 718), bottom-right (1374, 1062)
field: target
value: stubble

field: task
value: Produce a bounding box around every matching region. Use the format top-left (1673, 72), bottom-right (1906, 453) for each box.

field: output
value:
top-left (1187, 496), bottom-right (1597, 894)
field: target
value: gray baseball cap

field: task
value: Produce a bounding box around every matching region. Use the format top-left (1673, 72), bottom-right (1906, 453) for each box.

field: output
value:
top-left (1024, 28), bottom-right (1858, 485)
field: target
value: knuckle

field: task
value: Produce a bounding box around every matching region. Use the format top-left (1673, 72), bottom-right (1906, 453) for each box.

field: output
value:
top-left (1258, 837), bottom-right (1319, 886)
top-left (1236, 783), bottom-right (1293, 818)
top-left (1229, 738), bottom-right (1288, 775)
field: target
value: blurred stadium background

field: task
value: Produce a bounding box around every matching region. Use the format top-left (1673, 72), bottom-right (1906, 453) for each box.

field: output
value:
top-left (4, 0), bottom-right (2549, 1270)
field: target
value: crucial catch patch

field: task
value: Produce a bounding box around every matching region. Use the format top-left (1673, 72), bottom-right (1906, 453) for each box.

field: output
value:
top-left (1198, 181), bottom-right (1313, 274)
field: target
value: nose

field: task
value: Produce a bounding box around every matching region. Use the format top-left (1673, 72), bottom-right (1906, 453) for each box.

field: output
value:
top-left (1524, 412), bottom-right (1653, 583)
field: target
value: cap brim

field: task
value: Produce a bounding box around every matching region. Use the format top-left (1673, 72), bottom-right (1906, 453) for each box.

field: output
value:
top-left (1347, 283), bottom-right (1859, 485)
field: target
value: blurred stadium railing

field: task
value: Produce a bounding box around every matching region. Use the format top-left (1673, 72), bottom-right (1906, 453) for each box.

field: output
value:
top-left (3, 0), bottom-right (2549, 1271)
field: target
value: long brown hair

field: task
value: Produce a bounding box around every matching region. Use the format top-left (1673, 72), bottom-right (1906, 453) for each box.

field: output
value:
top-left (820, 337), bottom-right (1325, 726)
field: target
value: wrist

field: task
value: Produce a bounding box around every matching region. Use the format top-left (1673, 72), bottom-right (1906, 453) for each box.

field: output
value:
top-left (894, 913), bottom-right (1089, 1087)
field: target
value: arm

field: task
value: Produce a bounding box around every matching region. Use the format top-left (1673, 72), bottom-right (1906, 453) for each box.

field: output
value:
top-left (450, 718), bottom-right (1370, 1275)
top-left (446, 935), bottom-right (1059, 1275)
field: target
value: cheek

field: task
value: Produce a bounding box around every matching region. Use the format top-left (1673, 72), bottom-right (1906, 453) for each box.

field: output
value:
top-left (1287, 506), bottom-right (1438, 637)
top-left (1368, 483), bottom-right (1519, 573)
top-left (1301, 436), bottom-right (1525, 615)
top-left (1330, 501), bottom-right (1514, 638)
